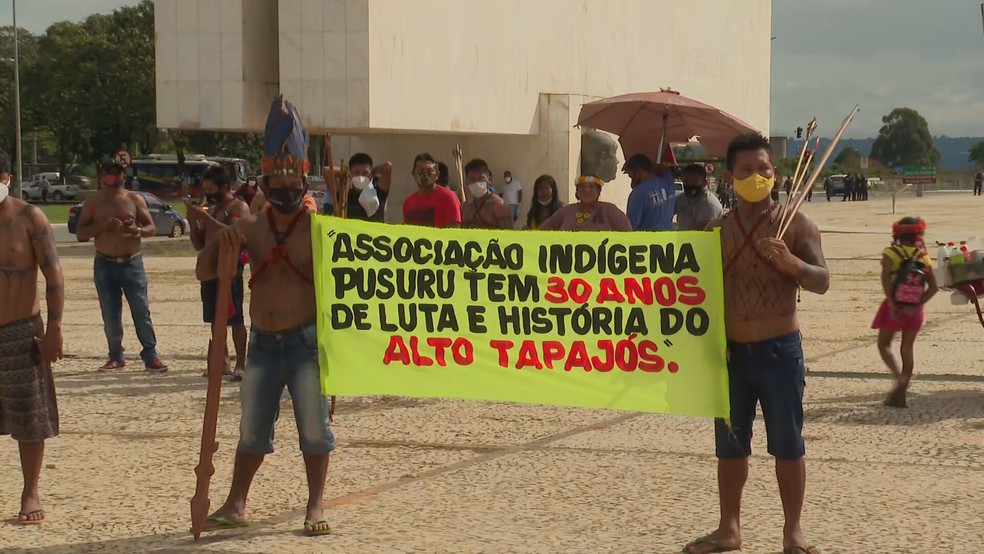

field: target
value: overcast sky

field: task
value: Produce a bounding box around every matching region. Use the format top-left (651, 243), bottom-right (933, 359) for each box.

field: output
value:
top-left (2, 0), bottom-right (983, 139)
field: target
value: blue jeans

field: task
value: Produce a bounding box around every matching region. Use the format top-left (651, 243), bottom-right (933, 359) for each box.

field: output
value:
top-left (93, 253), bottom-right (159, 364)
top-left (508, 204), bottom-right (519, 221)
top-left (237, 321), bottom-right (336, 456)
top-left (714, 331), bottom-right (806, 461)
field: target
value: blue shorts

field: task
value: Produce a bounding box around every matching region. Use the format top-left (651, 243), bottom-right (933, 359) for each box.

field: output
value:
top-left (237, 321), bottom-right (336, 456)
top-left (714, 331), bottom-right (806, 461)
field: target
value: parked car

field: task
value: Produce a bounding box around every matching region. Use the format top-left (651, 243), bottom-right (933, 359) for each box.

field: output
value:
top-left (23, 175), bottom-right (81, 202)
top-left (67, 191), bottom-right (189, 241)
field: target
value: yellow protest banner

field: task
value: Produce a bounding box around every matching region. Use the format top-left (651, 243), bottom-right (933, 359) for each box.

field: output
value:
top-left (312, 216), bottom-right (729, 418)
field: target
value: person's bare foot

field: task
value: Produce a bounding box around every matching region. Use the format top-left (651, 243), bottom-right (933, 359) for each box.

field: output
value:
top-left (683, 529), bottom-right (742, 553)
top-left (230, 367), bottom-right (245, 382)
top-left (18, 491), bottom-right (44, 525)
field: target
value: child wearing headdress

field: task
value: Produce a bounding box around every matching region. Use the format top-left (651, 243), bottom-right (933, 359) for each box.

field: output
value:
top-left (872, 216), bottom-right (938, 407)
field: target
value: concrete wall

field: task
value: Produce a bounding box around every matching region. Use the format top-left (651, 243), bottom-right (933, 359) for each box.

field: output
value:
top-left (155, 0), bottom-right (279, 131)
top-left (366, 0), bottom-right (771, 136)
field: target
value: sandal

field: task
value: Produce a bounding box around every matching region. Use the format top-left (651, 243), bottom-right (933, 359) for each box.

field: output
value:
top-left (201, 515), bottom-right (252, 531)
top-left (682, 535), bottom-right (741, 553)
top-left (783, 546), bottom-right (821, 554)
top-left (304, 518), bottom-right (332, 536)
top-left (18, 509), bottom-right (45, 525)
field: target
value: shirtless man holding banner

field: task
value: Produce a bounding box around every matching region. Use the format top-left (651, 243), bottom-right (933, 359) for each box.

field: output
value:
top-left (684, 133), bottom-right (828, 554)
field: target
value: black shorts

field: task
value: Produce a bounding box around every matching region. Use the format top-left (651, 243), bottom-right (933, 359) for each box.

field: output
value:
top-left (201, 265), bottom-right (245, 325)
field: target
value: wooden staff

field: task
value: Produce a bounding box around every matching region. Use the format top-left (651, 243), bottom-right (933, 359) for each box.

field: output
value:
top-left (780, 118), bottom-right (817, 232)
top-left (778, 105), bottom-right (860, 239)
top-left (338, 157), bottom-right (350, 218)
top-left (190, 240), bottom-right (239, 539)
top-left (323, 134), bottom-right (341, 216)
top-left (452, 144), bottom-right (466, 203)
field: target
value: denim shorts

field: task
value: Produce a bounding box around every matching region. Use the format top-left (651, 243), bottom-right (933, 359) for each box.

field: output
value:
top-left (714, 331), bottom-right (806, 461)
top-left (237, 321), bottom-right (336, 456)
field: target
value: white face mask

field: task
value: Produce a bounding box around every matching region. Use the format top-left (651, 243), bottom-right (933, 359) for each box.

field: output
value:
top-left (358, 185), bottom-right (380, 217)
top-left (538, 198), bottom-right (552, 206)
top-left (350, 175), bottom-right (370, 191)
top-left (0, 180), bottom-right (9, 204)
top-left (468, 180), bottom-right (489, 198)
top-left (505, 177), bottom-right (512, 184)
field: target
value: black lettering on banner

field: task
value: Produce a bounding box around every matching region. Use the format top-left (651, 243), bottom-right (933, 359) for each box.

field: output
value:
top-left (536, 241), bottom-right (701, 275)
top-left (378, 304), bottom-right (460, 333)
top-left (467, 306), bottom-right (487, 333)
top-left (659, 307), bottom-right (709, 336)
top-left (496, 306), bottom-right (649, 336)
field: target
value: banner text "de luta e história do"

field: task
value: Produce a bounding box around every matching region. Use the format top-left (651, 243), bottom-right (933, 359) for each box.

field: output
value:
top-left (312, 217), bottom-right (729, 418)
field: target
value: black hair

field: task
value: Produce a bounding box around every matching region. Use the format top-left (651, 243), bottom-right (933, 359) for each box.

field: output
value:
top-left (526, 174), bottom-right (561, 228)
top-left (436, 161), bottom-right (450, 186)
top-left (349, 152), bottom-right (373, 168)
top-left (202, 165), bottom-right (231, 189)
top-left (464, 158), bottom-right (490, 176)
top-left (0, 148), bottom-right (10, 175)
top-left (413, 153), bottom-right (437, 168)
top-left (622, 153), bottom-right (655, 174)
top-left (682, 163), bottom-right (707, 178)
top-left (726, 133), bottom-right (772, 171)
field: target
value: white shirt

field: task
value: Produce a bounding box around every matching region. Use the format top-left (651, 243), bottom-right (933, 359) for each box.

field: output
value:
top-left (502, 179), bottom-right (522, 205)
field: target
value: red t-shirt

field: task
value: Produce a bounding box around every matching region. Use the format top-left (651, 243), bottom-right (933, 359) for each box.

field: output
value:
top-left (403, 186), bottom-right (462, 228)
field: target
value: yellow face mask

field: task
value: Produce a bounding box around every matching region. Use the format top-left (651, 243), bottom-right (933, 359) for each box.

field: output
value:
top-left (733, 173), bottom-right (775, 203)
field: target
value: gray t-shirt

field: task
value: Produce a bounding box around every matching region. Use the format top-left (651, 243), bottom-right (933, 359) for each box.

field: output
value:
top-left (675, 190), bottom-right (724, 231)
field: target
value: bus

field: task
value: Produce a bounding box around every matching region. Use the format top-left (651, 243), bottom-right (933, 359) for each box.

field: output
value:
top-left (128, 154), bottom-right (251, 199)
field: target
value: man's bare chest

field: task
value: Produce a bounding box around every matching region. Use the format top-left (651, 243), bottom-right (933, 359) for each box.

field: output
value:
top-left (94, 198), bottom-right (136, 220)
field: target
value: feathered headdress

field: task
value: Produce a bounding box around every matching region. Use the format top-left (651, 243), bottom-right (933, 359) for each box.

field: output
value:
top-left (261, 96), bottom-right (310, 176)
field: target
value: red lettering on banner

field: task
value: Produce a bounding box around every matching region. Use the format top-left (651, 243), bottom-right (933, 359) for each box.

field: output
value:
top-left (676, 275), bottom-right (706, 306)
top-left (427, 337), bottom-right (453, 366)
top-left (489, 340), bottom-right (514, 368)
top-left (542, 341), bottom-right (566, 369)
top-left (383, 336), bottom-right (411, 365)
top-left (544, 276), bottom-right (568, 304)
top-left (596, 278), bottom-right (626, 304)
top-left (516, 340), bottom-right (544, 369)
top-left (564, 341), bottom-right (592, 372)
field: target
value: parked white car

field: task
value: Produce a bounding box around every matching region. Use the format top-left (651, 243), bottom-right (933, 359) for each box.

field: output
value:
top-left (23, 175), bottom-right (81, 202)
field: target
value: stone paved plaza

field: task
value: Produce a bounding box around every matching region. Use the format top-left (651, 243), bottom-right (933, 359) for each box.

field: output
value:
top-left (1, 193), bottom-right (982, 553)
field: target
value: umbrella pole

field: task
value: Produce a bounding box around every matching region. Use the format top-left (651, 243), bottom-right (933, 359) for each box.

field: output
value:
top-left (655, 111), bottom-right (669, 164)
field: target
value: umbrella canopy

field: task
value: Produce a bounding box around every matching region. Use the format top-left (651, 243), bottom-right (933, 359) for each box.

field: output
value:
top-left (576, 90), bottom-right (759, 161)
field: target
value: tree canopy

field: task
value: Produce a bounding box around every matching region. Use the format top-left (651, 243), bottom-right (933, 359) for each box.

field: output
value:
top-left (869, 107), bottom-right (940, 168)
top-left (969, 141), bottom-right (984, 168)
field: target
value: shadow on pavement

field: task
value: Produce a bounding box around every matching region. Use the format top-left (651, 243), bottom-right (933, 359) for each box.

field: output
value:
top-left (806, 388), bottom-right (984, 426)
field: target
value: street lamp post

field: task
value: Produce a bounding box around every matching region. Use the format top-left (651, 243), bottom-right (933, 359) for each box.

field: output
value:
top-left (11, 0), bottom-right (22, 198)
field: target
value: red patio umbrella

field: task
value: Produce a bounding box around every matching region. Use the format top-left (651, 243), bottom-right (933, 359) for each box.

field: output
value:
top-left (576, 89), bottom-right (759, 163)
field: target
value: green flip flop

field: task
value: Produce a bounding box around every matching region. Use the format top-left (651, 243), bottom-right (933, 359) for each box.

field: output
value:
top-left (202, 515), bottom-right (252, 531)
top-left (304, 518), bottom-right (332, 536)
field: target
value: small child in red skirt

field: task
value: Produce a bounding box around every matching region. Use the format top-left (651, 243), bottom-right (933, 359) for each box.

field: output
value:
top-left (872, 216), bottom-right (938, 407)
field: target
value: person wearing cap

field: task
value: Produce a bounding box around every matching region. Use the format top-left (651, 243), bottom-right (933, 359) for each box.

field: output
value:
top-left (75, 159), bottom-right (167, 372)
top-left (675, 163), bottom-right (724, 231)
top-left (196, 96), bottom-right (335, 537)
top-left (623, 153), bottom-right (677, 231)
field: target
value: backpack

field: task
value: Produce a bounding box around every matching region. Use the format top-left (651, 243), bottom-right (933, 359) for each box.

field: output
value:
top-left (890, 246), bottom-right (928, 305)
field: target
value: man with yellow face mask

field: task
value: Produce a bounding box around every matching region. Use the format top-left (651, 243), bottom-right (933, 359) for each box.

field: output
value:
top-left (684, 133), bottom-right (829, 554)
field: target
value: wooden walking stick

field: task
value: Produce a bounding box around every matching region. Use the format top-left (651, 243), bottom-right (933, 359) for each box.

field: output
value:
top-left (452, 144), bottom-right (466, 203)
top-left (190, 238), bottom-right (239, 539)
top-left (323, 134), bottom-right (341, 216)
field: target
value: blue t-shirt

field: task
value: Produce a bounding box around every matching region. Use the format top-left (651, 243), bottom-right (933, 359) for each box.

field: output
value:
top-left (626, 173), bottom-right (676, 231)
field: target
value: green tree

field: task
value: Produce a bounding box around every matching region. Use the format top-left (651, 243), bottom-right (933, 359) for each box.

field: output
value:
top-left (869, 107), bottom-right (940, 168)
top-left (969, 141), bottom-right (984, 167)
top-left (0, 26), bottom-right (40, 159)
top-left (833, 146), bottom-right (862, 169)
